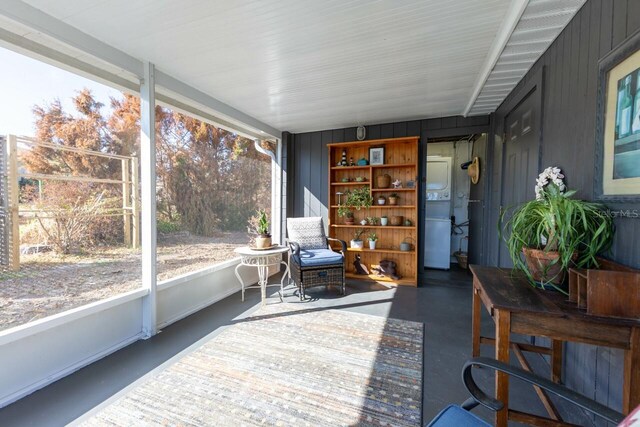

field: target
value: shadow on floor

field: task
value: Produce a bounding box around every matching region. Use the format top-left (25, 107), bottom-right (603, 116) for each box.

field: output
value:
top-left (1, 268), bottom-right (556, 426)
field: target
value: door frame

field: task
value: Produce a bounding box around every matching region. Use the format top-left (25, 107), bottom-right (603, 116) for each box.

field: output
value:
top-left (495, 66), bottom-right (545, 266)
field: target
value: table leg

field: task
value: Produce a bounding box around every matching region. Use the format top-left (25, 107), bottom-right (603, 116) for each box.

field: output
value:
top-left (235, 264), bottom-right (246, 302)
top-left (623, 327), bottom-right (640, 414)
top-left (551, 339), bottom-right (562, 383)
top-left (279, 261), bottom-right (290, 301)
top-left (495, 309), bottom-right (511, 427)
top-left (472, 286), bottom-right (481, 357)
top-left (257, 265), bottom-right (268, 306)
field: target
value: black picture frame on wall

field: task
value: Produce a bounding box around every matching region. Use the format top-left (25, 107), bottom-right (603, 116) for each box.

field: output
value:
top-left (369, 146), bottom-right (385, 165)
top-left (595, 28), bottom-right (640, 203)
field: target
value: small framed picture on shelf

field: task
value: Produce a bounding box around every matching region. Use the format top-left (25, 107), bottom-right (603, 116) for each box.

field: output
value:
top-left (406, 180), bottom-right (416, 188)
top-left (369, 146), bottom-right (385, 165)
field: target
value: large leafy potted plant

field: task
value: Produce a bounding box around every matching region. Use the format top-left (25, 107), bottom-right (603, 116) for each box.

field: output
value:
top-left (501, 167), bottom-right (614, 292)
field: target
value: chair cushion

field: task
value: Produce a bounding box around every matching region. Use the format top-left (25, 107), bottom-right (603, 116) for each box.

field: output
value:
top-left (426, 405), bottom-right (490, 427)
top-left (287, 217), bottom-right (327, 250)
top-left (294, 249), bottom-right (344, 267)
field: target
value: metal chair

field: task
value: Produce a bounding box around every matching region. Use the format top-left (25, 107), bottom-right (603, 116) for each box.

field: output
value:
top-left (286, 217), bottom-right (346, 299)
top-left (427, 357), bottom-right (626, 426)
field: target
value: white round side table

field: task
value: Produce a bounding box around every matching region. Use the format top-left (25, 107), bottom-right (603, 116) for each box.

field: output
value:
top-left (234, 246), bottom-right (290, 306)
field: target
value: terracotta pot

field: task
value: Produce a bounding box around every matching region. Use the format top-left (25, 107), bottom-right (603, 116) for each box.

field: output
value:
top-left (255, 235), bottom-right (272, 249)
top-left (390, 215), bottom-right (404, 226)
top-left (522, 247), bottom-right (575, 285)
top-left (345, 217), bottom-right (355, 225)
top-left (388, 196), bottom-right (398, 205)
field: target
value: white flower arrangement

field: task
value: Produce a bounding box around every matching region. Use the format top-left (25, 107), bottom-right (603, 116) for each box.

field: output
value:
top-left (535, 166), bottom-right (566, 200)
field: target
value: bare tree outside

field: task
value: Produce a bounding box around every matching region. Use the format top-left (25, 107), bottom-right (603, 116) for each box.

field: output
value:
top-left (0, 89), bottom-right (273, 331)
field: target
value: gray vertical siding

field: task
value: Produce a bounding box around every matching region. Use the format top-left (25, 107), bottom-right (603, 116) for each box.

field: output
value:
top-left (285, 1), bottom-right (639, 420)
top-left (489, 0), bottom-right (640, 423)
top-left (287, 116), bottom-right (490, 275)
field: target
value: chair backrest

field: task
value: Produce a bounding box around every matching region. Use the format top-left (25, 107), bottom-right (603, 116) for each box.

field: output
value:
top-left (286, 217), bottom-right (327, 250)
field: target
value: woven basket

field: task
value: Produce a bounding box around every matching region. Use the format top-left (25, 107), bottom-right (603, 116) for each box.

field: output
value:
top-left (376, 174), bottom-right (391, 188)
top-left (390, 215), bottom-right (404, 226)
top-left (454, 251), bottom-right (468, 269)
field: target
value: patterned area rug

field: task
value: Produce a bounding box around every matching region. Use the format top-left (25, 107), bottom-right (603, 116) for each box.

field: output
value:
top-left (79, 304), bottom-right (424, 426)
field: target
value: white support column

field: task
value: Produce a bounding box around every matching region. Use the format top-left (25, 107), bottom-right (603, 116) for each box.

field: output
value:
top-left (140, 62), bottom-right (157, 337)
top-left (273, 140), bottom-right (282, 244)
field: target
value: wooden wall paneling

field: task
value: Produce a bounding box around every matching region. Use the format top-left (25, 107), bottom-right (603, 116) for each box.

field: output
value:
top-left (584, 0), bottom-right (602, 196)
top-left (561, 29), bottom-right (573, 180)
top-left (309, 132), bottom-right (322, 217)
top-left (380, 123), bottom-right (394, 139)
top-left (486, 0), bottom-right (640, 417)
top-left (575, 7), bottom-right (590, 197)
top-left (612, 0), bottom-right (628, 48)
top-left (344, 127), bottom-right (357, 142)
top-left (424, 117), bottom-right (442, 130)
top-left (296, 133), bottom-right (308, 217)
top-left (367, 125), bottom-right (381, 140)
top-left (406, 120), bottom-right (420, 137)
top-left (320, 132), bottom-right (330, 220)
top-left (629, 0), bottom-right (640, 37)
top-left (599, 0), bottom-right (614, 55)
top-left (393, 121), bottom-right (408, 137)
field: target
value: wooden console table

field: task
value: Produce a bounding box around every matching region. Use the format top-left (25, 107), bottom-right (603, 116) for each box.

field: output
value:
top-left (470, 265), bottom-right (640, 427)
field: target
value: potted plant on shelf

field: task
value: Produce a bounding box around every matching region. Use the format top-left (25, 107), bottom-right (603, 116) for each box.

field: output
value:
top-left (338, 205), bottom-right (355, 223)
top-left (377, 195), bottom-right (386, 205)
top-left (351, 228), bottom-right (366, 249)
top-left (388, 193), bottom-right (399, 205)
top-left (368, 232), bottom-right (378, 250)
top-left (338, 187), bottom-right (373, 225)
top-left (380, 215), bottom-right (388, 226)
top-left (500, 167), bottom-right (614, 292)
top-left (345, 187), bottom-right (373, 211)
top-left (249, 209), bottom-right (272, 249)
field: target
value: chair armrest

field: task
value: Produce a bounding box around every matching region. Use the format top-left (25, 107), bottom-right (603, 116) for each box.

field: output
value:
top-left (286, 239), bottom-right (301, 258)
top-left (326, 237), bottom-right (347, 254)
top-left (462, 357), bottom-right (625, 425)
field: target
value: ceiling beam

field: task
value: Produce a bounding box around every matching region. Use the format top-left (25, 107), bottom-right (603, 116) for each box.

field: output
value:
top-left (155, 72), bottom-right (282, 139)
top-left (462, 0), bottom-right (529, 117)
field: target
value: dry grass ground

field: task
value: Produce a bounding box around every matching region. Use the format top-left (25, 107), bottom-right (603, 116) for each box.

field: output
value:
top-left (0, 231), bottom-right (250, 331)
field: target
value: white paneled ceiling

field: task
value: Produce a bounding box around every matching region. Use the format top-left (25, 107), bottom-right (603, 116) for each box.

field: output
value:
top-left (467, 0), bottom-right (586, 116)
top-left (10, 0), bottom-right (585, 133)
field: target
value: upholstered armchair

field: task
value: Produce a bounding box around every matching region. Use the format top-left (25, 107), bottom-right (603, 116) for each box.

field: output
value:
top-left (286, 217), bottom-right (346, 299)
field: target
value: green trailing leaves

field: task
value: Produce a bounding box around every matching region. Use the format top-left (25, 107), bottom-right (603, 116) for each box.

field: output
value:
top-left (500, 183), bottom-right (615, 289)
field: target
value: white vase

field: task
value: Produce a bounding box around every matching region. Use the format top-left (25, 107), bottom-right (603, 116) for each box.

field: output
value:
top-left (369, 240), bottom-right (376, 250)
top-left (360, 219), bottom-right (367, 226)
top-left (350, 240), bottom-right (364, 249)
top-left (381, 217), bottom-right (388, 226)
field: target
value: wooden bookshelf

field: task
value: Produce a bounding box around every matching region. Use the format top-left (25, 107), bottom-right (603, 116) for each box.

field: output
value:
top-left (328, 137), bottom-right (419, 286)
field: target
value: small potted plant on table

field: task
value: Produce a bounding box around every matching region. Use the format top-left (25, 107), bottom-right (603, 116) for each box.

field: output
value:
top-left (250, 209), bottom-right (272, 249)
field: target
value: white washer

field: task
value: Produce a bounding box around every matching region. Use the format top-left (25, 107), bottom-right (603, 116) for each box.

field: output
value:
top-left (424, 218), bottom-right (451, 269)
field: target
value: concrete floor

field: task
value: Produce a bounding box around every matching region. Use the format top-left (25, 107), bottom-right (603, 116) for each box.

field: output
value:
top-left (1, 266), bottom-right (562, 426)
